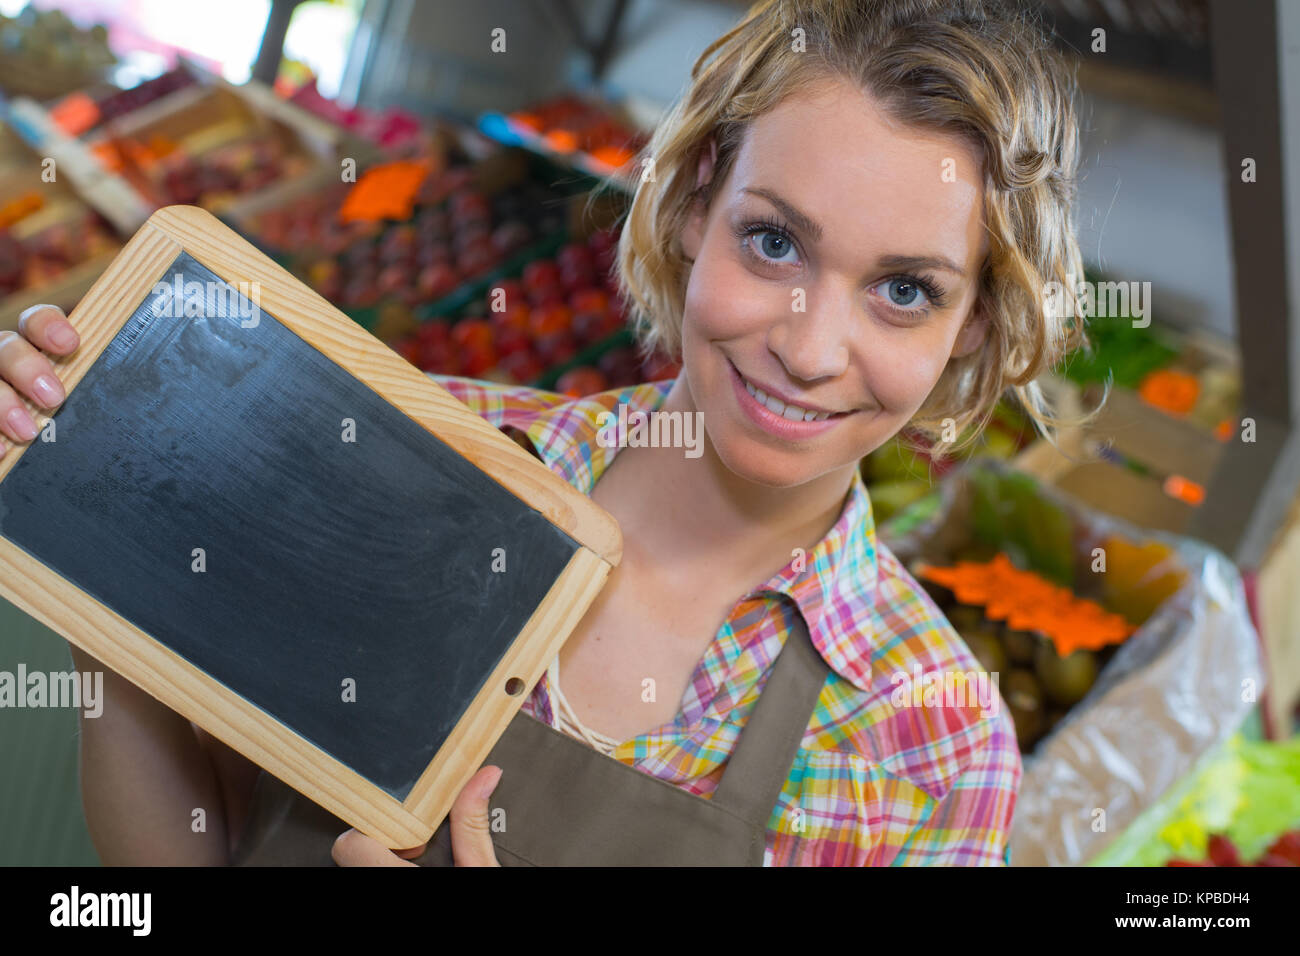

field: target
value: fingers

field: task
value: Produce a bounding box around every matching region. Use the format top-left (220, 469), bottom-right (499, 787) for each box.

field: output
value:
top-left (0, 327), bottom-right (67, 410)
top-left (393, 841), bottom-right (429, 860)
top-left (331, 765), bottom-right (503, 867)
top-left (0, 379), bottom-right (40, 445)
top-left (331, 828), bottom-right (419, 867)
top-left (17, 305), bottom-right (79, 356)
top-left (450, 766), bottom-right (503, 867)
top-left (0, 306), bottom-right (76, 452)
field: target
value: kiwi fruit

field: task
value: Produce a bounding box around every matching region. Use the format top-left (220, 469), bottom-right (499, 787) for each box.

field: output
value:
top-left (1003, 668), bottom-right (1045, 750)
top-left (960, 627), bottom-right (1007, 677)
top-left (1033, 642), bottom-right (1099, 707)
top-left (1002, 627), bottom-right (1039, 665)
top-left (946, 604), bottom-right (985, 633)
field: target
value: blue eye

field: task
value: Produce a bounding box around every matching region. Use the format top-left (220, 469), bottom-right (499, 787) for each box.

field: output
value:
top-left (733, 218), bottom-right (802, 266)
top-left (750, 229), bottom-right (797, 263)
top-left (886, 278), bottom-right (923, 306)
top-left (871, 275), bottom-right (944, 312)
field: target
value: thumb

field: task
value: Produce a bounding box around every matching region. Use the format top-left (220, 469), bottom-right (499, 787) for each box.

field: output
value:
top-left (450, 766), bottom-right (503, 867)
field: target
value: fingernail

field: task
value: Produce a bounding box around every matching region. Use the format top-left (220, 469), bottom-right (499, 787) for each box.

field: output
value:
top-left (480, 767), bottom-right (503, 799)
top-left (32, 375), bottom-right (63, 407)
top-left (49, 323), bottom-right (76, 350)
top-left (18, 304), bottom-right (54, 328)
top-left (6, 407), bottom-right (38, 441)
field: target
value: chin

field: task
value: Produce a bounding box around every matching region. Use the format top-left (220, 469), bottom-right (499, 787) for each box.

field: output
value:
top-left (705, 413), bottom-right (874, 488)
top-left (709, 432), bottom-right (823, 488)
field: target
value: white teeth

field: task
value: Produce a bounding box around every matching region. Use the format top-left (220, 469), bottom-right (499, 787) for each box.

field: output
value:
top-left (743, 378), bottom-right (833, 422)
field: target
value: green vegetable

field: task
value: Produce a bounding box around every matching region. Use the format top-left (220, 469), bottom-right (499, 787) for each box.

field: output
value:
top-left (968, 467), bottom-right (1074, 586)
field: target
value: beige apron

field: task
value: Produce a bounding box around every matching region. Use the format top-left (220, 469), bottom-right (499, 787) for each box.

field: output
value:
top-left (232, 613), bottom-right (827, 866)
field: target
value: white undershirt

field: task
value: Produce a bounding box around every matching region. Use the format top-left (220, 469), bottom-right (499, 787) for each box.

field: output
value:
top-left (546, 654), bottom-right (622, 756)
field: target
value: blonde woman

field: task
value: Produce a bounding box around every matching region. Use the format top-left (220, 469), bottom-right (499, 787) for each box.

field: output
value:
top-left (2, 0), bottom-right (1085, 866)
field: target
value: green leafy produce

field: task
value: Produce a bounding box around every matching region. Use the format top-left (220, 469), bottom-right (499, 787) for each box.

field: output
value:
top-left (968, 468), bottom-right (1074, 586)
top-left (1091, 733), bottom-right (1300, 866)
top-left (1055, 299), bottom-right (1179, 390)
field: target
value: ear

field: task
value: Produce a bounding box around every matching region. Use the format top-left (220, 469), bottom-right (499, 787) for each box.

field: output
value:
top-left (681, 137), bottom-right (719, 262)
top-left (951, 301), bottom-right (988, 359)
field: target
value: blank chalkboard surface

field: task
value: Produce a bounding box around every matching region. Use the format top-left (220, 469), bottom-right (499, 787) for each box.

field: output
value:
top-left (0, 206), bottom-right (621, 848)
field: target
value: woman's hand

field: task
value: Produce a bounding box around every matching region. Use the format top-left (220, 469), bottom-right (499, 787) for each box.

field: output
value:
top-left (331, 765), bottom-right (504, 867)
top-left (1, 304), bottom-right (79, 451)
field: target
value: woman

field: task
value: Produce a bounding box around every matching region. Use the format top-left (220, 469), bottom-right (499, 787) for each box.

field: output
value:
top-left (0, 0), bottom-right (1085, 865)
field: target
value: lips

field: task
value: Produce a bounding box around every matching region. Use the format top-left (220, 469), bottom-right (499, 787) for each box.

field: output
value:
top-left (730, 361), bottom-right (847, 419)
top-left (741, 377), bottom-right (834, 421)
top-left (727, 359), bottom-right (854, 440)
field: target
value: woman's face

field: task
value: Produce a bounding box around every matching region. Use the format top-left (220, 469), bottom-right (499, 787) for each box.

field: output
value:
top-left (678, 77), bottom-right (989, 488)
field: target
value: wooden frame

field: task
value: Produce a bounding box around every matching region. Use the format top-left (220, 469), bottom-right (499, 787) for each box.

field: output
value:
top-left (0, 204), bottom-right (622, 848)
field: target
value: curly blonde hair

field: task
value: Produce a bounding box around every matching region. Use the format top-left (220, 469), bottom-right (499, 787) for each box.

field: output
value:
top-left (610, 0), bottom-right (1090, 450)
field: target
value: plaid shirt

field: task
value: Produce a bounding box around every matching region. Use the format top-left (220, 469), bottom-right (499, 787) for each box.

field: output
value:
top-left (431, 373), bottom-right (1022, 866)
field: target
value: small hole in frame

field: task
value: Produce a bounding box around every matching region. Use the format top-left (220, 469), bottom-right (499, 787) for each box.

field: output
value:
top-left (504, 677), bottom-right (525, 696)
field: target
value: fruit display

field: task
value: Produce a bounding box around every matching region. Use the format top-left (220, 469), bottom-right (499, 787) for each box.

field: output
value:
top-left (50, 67), bottom-right (199, 138)
top-left (255, 156), bottom-right (577, 314)
top-left (0, 213), bottom-right (119, 300)
top-left (917, 554), bottom-right (1134, 753)
top-left (0, 8), bottom-right (115, 100)
top-left (390, 223), bottom-right (681, 390)
top-left (886, 470), bottom-right (1194, 755)
top-left (288, 77), bottom-right (423, 150)
top-left (155, 138), bottom-right (302, 209)
top-left (75, 79), bottom-right (346, 222)
top-left (86, 67), bottom-right (198, 128)
top-left (548, 345), bottom-right (680, 395)
top-left (92, 133), bottom-right (307, 212)
top-left (480, 93), bottom-right (649, 180)
top-left (292, 179), bottom-right (561, 310)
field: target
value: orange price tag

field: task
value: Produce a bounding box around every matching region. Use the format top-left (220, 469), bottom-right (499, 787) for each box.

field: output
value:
top-left (50, 92), bottom-right (100, 137)
top-left (1163, 474), bottom-right (1205, 506)
top-left (338, 160), bottom-right (431, 224)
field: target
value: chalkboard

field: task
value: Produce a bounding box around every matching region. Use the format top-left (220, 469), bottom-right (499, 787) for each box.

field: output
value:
top-left (0, 206), bottom-right (621, 847)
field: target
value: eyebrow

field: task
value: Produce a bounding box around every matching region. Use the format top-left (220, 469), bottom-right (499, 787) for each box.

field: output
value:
top-left (740, 186), bottom-right (968, 279)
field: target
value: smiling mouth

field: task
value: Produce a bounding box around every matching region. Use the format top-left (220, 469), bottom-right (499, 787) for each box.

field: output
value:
top-left (731, 362), bottom-right (854, 422)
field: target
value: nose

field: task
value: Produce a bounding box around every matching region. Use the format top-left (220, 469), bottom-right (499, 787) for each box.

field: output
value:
top-left (766, 282), bottom-right (853, 383)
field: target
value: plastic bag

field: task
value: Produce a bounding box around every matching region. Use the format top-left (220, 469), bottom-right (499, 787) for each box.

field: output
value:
top-left (880, 460), bottom-right (1262, 866)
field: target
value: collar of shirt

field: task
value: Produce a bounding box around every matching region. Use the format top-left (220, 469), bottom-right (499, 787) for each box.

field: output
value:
top-left (517, 378), bottom-right (880, 695)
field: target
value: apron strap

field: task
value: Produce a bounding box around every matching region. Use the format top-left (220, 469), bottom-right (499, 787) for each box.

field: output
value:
top-left (710, 605), bottom-right (829, 829)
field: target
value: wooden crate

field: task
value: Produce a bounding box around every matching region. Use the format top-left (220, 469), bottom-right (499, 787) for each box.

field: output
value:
top-left (80, 75), bottom-right (369, 215)
top-left (1012, 373), bottom-right (1229, 535)
top-left (0, 144), bottom-right (123, 333)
